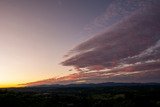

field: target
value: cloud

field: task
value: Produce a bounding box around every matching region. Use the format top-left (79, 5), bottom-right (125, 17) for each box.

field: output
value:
top-left (62, 5), bottom-right (160, 67)
top-left (61, 3), bottom-right (160, 82)
top-left (23, 59), bottom-right (160, 86)
top-left (83, 0), bottom-right (158, 35)
top-left (23, 60), bottom-right (160, 86)
top-left (23, 1), bottom-right (160, 86)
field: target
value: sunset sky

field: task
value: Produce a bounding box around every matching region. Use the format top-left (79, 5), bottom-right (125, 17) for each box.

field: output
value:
top-left (0, 0), bottom-right (160, 88)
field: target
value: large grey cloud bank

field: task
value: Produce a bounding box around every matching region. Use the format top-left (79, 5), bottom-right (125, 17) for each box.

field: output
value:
top-left (61, 1), bottom-right (160, 82)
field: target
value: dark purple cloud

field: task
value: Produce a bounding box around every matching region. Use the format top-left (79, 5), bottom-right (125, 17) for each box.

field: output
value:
top-left (23, 0), bottom-right (160, 86)
top-left (61, 2), bottom-right (160, 82)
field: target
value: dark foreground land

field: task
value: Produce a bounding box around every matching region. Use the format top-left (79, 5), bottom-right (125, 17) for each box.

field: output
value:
top-left (0, 83), bottom-right (160, 107)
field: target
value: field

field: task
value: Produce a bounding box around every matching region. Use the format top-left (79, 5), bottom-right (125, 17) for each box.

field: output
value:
top-left (0, 84), bottom-right (160, 107)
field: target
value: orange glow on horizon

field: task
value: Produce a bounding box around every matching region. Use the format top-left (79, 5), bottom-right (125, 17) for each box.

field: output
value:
top-left (0, 83), bottom-right (23, 88)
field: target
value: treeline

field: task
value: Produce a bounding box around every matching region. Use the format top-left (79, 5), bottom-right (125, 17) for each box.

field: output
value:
top-left (0, 86), bottom-right (160, 107)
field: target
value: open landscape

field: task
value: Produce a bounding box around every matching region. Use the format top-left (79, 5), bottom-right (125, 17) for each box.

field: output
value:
top-left (1, 83), bottom-right (160, 107)
top-left (0, 0), bottom-right (160, 106)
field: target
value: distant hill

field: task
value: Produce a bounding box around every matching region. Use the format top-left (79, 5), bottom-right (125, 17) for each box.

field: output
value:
top-left (32, 82), bottom-right (160, 88)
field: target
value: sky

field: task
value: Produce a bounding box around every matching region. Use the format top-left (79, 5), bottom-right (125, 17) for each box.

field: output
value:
top-left (0, 0), bottom-right (160, 87)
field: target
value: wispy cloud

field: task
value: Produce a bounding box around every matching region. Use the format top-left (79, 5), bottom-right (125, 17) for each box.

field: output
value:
top-left (61, 2), bottom-right (160, 82)
top-left (24, 0), bottom-right (160, 86)
top-left (83, 0), bottom-right (157, 36)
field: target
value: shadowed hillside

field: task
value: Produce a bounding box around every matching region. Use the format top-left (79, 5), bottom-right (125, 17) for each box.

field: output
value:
top-left (0, 83), bottom-right (160, 107)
